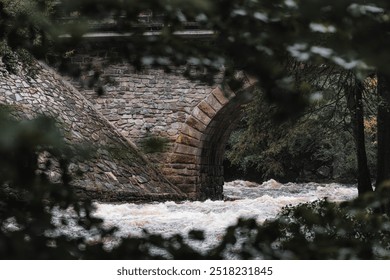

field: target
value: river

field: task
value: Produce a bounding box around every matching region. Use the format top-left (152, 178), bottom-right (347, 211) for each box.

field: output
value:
top-left (91, 179), bottom-right (357, 252)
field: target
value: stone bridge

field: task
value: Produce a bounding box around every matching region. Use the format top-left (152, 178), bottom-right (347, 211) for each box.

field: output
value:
top-left (68, 40), bottom-right (257, 200)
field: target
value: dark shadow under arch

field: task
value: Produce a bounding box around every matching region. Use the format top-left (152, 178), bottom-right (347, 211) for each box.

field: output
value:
top-left (199, 87), bottom-right (254, 199)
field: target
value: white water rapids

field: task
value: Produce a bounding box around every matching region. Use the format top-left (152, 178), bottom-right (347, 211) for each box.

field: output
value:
top-left (91, 179), bottom-right (357, 252)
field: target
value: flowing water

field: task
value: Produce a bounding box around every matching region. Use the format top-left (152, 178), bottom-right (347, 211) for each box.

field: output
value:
top-left (92, 179), bottom-right (358, 252)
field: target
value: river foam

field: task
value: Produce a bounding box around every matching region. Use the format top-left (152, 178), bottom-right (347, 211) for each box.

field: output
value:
top-left (92, 179), bottom-right (358, 251)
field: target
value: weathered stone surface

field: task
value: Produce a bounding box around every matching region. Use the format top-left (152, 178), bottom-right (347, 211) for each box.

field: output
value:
top-left (0, 59), bottom-right (186, 202)
top-left (192, 107), bottom-right (211, 126)
top-left (211, 87), bottom-right (230, 105)
top-left (180, 123), bottom-right (204, 140)
top-left (174, 143), bottom-right (201, 156)
top-left (0, 42), bottom-right (259, 200)
top-left (170, 154), bottom-right (200, 164)
top-left (176, 134), bottom-right (200, 147)
top-left (185, 116), bottom-right (206, 132)
top-left (198, 100), bottom-right (216, 118)
top-left (177, 184), bottom-right (197, 195)
top-left (168, 176), bottom-right (197, 185)
top-left (61, 45), bottom-right (260, 199)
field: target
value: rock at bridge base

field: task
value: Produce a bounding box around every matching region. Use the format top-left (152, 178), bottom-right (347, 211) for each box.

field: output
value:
top-left (0, 58), bottom-right (186, 202)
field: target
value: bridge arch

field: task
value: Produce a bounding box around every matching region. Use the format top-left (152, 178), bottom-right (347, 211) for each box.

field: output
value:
top-left (65, 44), bottom-right (258, 200)
top-left (164, 78), bottom-right (257, 200)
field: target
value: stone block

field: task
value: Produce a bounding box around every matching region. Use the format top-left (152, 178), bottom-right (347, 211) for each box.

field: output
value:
top-left (15, 94), bottom-right (23, 101)
top-left (176, 168), bottom-right (199, 176)
top-left (176, 134), bottom-right (200, 147)
top-left (105, 171), bottom-right (118, 182)
top-left (168, 176), bottom-right (196, 185)
top-left (192, 107), bottom-right (211, 126)
top-left (211, 87), bottom-right (230, 105)
top-left (180, 124), bottom-right (204, 140)
top-left (167, 128), bottom-right (178, 136)
top-left (185, 116), bottom-right (206, 132)
top-left (178, 184), bottom-right (197, 194)
top-left (167, 176), bottom-right (183, 185)
top-left (205, 93), bottom-right (223, 112)
top-left (171, 153), bottom-right (199, 164)
top-left (161, 168), bottom-right (178, 176)
top-left (175, 143), bottom-right (201, 156)
top-left (198, 100), bottom-right (216, 118)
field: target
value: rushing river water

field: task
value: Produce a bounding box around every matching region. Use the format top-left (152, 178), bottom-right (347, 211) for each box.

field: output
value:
top-left (91, 179), bottom-right (358, 252)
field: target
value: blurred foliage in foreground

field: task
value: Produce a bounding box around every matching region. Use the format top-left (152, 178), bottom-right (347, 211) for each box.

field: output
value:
top-left (2, 0), bottom-right (390, 112)
top-left (2, 0), bottom-right (390, 259)
top-left (1, 107), bottom-right (390, 259)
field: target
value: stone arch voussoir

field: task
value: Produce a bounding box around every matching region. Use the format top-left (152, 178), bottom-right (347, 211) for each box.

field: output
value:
top-left (166, 73), bottom-right (258, 199)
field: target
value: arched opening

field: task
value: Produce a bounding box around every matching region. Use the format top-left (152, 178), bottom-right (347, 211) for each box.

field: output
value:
top-left (166, 80), bottom-right (257, 200)
top-left (199, 88), bottom-right (254, 199)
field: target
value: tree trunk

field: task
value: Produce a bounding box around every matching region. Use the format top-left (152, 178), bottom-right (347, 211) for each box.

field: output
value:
top-left (346, 77), bottom-right (373, 195)
top-left (376, 73), bottom-right (390, 213)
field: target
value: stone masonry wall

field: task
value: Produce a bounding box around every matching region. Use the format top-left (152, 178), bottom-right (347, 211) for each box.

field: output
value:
top-left (68, 45), bottom-right (257, 199)
top-left (0, 57), bottom-right (186, 202)
top-left (71, 60), bottom-right (213, 147)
